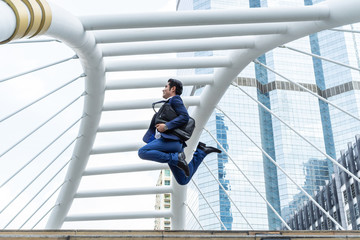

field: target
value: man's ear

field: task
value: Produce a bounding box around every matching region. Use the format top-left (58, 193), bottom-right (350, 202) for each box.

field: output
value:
top-left (170, 86), bottom-right (176, 93)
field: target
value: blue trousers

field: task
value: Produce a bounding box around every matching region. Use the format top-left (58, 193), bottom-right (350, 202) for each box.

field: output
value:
top-left (138, 137), bottom-right (206, 185)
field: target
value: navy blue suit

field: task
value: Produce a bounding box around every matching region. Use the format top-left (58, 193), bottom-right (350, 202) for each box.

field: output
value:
top-left (142, 95), bottom-right (189, 143)
top-left (138, 95), bottom-right (207, 185)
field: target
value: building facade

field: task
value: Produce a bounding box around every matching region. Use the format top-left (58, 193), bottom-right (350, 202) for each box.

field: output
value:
top-left (154, 169), bottom-right (172, 230)
top-left (178, 0), bottom-right (360, 231)
top-left (285, 135), bottom-right (360, 230)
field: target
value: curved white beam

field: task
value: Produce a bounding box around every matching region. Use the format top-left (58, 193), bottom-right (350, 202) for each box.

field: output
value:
top-left (65, 210), bottom-right (172, 222)
top-left (97, 120), bottom-right (148, 132)
top-left (80, 5), bottom-right (329, 30)
top-left (0, 1), bottom-right (17, 42)
top-left (91, 142), bottom-right (144, 155)
top-left (44, 1), bottom-right (106, 229)
top-left (94, 23), bottom-right (288, 43)
top-left (101, 37), bottom-right (255, 56)
top-left (105, 74), bottom-right (213, 90)
top-left (83, 163), bottom-right (169, 176)
top-left (105, 56), bottom-right (232, 72)
top-left (75, 186), bottom-right (173, 198)
top-left (102, 96), bottom-right (201, 111)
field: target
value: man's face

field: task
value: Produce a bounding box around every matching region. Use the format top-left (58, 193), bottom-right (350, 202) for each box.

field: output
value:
top-left (162, 83), bottom-right (175, 99)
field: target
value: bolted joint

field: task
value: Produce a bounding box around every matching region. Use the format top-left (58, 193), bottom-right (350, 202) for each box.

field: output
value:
top-left (0, 0), bottom-right (52, 44)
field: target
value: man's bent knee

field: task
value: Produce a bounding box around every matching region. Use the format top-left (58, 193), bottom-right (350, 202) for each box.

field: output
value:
top-left (138, 148), bottom-right (147, 160)
top-left (173, 175), bottom-right (190, 185)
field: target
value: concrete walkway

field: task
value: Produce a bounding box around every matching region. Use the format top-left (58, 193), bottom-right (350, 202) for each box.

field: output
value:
top-left (0, 230), bottom-right (360, 239)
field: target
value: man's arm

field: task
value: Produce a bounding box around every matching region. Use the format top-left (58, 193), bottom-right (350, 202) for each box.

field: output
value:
top-left (165, 95), bottom-right (189, 130)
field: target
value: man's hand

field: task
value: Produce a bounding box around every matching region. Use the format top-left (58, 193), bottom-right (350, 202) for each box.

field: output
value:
top-left (156, 123), bottom-right (168, 133)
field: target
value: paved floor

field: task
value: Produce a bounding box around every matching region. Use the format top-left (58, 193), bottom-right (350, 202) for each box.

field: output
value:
top-left (0, 230), bottom-right (360, 240)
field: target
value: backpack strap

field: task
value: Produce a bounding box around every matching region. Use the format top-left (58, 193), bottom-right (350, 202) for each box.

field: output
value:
top-left (152, 99), bottom-right (169, 113)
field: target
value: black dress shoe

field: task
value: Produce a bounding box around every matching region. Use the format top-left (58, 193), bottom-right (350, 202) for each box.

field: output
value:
top-left (197, 141), bottom-right (206, 148)
top-left (197, 142), bottom-right (222, 155)
top-left (177, 152), bottom-right (190, 177)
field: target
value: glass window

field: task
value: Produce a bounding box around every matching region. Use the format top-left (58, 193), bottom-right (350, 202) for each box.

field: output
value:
top-left (327, 218), bottom-right (332, 230)
top-left (321, 221), bottom-right (325, 229)
top-left (351, 183), bottom-right (356, 199)
top-left (346, 209), bottom-right (351, 225)
top-left (354, 203), bottom-right (359, 218)
top-left (343, 190), bottom-right (348, 204)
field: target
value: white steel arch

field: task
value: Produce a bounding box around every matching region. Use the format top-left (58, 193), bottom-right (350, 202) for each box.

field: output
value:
top-left (1, 0), bottom-right (360, 230)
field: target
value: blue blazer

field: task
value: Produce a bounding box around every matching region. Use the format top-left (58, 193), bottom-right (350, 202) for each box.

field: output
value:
top-left (143, 95), bottom-right (190, 143)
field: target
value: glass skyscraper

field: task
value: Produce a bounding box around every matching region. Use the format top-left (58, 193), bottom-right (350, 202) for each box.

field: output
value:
top-left (178, 0), bottom-right (360, 231)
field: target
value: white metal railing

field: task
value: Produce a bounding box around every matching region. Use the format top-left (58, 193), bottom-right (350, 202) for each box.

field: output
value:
top-left (75, 186), bottom-right (173, 198)
top-left (102, 96), bottom-right (201, 111)
top-left (101, 37), bottom-right (254, 56)
top-left (97, 120), bottom-right (149, 132)
top-left (83, 163), bottom-right (169, 176)
top-left (93, 23), bottom-right (288, 43)
top-left (104, 56), bottom-right (232, 72)
top-left (79, 6), bottom-right (330, 29)
top-left (105, 75), bottom-right (213, 90)
top-left (64, 210), bottom-right (173, 222)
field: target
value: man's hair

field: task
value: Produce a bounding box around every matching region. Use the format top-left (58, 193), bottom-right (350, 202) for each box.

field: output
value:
top-left (168, 78), bottom-right (183, 95)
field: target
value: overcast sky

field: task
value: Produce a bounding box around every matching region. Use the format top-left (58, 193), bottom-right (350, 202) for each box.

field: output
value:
top-left (56, 0), bottom-right (176, 15)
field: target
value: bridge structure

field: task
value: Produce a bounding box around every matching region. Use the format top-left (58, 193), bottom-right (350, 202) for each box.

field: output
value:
top-left (1, 0), bottom-right (360, 232)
